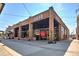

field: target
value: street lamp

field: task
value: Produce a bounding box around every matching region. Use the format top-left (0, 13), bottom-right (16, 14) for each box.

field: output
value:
top-left (76, 8), bottom-right (79, 40)
top-left (0, 3), bottom-right (5, 14)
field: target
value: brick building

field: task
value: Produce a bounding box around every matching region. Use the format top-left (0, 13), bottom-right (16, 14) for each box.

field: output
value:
top-left (6, 7), bottom-right (69, 42)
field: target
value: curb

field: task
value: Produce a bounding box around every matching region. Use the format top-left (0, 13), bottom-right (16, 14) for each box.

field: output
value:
top-left (0, 43), bottom-right (22, 56)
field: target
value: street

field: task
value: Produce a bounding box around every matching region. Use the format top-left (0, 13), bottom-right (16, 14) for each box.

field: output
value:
top-left (1, 39), bottom-right (72, 56)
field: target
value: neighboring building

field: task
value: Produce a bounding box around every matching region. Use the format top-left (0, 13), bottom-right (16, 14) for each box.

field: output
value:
top-left (70, 34), bottom-right (76, 39)
top-left (0, 3), bottom-right (5, 14)
top-left (0, 30), bottom-right (4, 39)
top-left (76, 15), bottom-right (79, 40)
top-left (6, 7), bottom-right (69, 42)
top-left (5, 26), bottom-right (14, 39)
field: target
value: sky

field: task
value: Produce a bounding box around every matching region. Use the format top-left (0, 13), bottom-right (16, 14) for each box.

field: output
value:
top-left (0, 3), bottom-right (79, 34)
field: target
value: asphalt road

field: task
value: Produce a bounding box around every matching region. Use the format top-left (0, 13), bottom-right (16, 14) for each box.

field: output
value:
top-left (1, 39), bottom-right (72, 56)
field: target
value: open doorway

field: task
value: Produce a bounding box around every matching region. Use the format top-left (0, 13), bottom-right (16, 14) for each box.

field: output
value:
top-left (54, 19), bottom-right (59, 41)
top-left (21, 24), bottom-right (29, 38)
top-left (33, 18), bottom-right (49, 40)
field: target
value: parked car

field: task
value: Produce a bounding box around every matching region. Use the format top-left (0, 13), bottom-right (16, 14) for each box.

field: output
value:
top-left (72, 37), bottom-right (76, 39)
top-left (0, 37), bottom-right (1, 42)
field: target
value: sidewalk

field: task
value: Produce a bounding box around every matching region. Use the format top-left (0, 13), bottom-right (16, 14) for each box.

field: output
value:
top-left (0, 43), bottom-right (12, 56)
top-left (64, 39), bottom-right (79, 56)
top-left (0, 43), bottom-right (22, 56)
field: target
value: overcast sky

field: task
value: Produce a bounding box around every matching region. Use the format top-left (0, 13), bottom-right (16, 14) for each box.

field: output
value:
top-left (0, 3), bottom-right (79, 34)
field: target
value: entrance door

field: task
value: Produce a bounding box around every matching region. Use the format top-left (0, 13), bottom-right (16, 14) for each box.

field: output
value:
top-left (33, 18), bottom-right (49, 40)
top-left (54, 29), bottom-right (59, 41)
top-left (34, 29), bottom-right (48, 40)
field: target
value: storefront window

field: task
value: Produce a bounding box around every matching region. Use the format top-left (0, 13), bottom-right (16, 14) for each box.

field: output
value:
top-left (61, 26), bottom-right (64, 32)
top-left (33, 18), bottom-right (49, 29)
top-left (21, 24), bottom-right (29, 38)
top-left (14, 27), bottom-right (19, 37)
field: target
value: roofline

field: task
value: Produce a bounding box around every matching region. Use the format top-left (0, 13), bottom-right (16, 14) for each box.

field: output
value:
top-left (52, 8), bottom-right (69, 30)
top-left (11, 7), bottom-right (69, 30)
top-left (13, 9), bottom-right (48, 27)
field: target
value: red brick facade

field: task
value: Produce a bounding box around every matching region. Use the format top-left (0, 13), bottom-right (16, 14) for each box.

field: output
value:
top-left (6, 7), bottom-right (69, 41)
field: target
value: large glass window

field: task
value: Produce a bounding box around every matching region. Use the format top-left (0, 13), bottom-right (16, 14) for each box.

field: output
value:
top-left (14, 27), bottom-right (19, 37)
top-left (33, 18), bottom-right (49, 29)
top-left (21, 24), bottom-right (29, 38)
top-left (54, 19), bottom-right (59, 29)
top-left (54, 19), bottom-right (59, 41)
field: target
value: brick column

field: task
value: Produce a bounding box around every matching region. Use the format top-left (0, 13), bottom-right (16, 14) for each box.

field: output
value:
top-left (48, 7), bottom-right (55, 43)
top-left (63, 27), bottom-right (65, 40)
top-left (67, 29), bottom-right (69, 39)
top-left (61, 25), bottom-right (64, 40)
top-left (29, 22), bottom-right (33, 41)
top-left (18, 26), bottom-right (21, 40)
top-left (59, 24), bottom-right (61, 40)
top-left (13, 29), bottom-right (15, 39)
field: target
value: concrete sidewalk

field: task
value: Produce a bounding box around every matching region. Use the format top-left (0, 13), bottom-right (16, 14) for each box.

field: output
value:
top-left (0, 43), bottom-right (22, 56)
top-left (64, 39), bottom-right (79, 56)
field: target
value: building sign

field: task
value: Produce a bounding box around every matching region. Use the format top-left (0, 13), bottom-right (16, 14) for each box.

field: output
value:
top-left (33, 13), bottom-right (44, 22)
